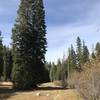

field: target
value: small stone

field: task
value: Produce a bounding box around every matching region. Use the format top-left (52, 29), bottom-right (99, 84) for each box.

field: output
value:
top-left (36, 92), bottom-right (40, 96)
top-left (46, 94), bottom-right (49, 96)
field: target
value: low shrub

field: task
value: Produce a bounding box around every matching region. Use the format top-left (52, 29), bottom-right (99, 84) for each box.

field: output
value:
top-left (68, 59), bottom-right (100, 100)
top-left (54, 80), bottom-right (67, 88)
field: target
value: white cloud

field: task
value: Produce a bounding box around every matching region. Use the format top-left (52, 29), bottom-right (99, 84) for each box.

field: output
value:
top-left (0, 0), bottom-right (100, 62)
top-left (45, 0), bottom-right (100, 62)
top-left (46, 23), bottom-right (100, 62)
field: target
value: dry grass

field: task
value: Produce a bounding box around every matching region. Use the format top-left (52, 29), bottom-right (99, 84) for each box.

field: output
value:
top-left (68, 58), bottom-right (100, 100)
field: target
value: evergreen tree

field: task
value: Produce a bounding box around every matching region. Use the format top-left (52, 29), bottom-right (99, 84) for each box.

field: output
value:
top-left (56, 59), bottom-right (62, 80)
top-left (3, 46), bottom-right (7, 81)
top-left (67, 48), bottom-right (71, 79)
top-left (67, 46), bottom-right (76, 78)
top-left (70, 45), bottom-right (77, 70)
top-left (45, 62), bottom-right (51, 71)
top-left (12, 0), bottom-right (47, 89)
top-left (56, 61), bottom-right (67, 82)
top-left (3, 46), bottom-right (13, 81)
top-left (57, 59), bottom-right (62, 66)
top-left (76, 36), bottom-right (82, 71)
top-left (44, 62), bottom-right (51, 82)
top-left (82, 41), bottom-right (89, 63)
top-left (0, 32), bottom-right (3, 80)
top-left (91, 51), bottom-right (96, 59)
top-left (8, 49), bottom-right (13, 80)
top-left (50, 62), bottom-right (56, 82)
top-left (91, 45), bottom-right (96, 59)
top-left (95, 42), bottom-right (100, 57)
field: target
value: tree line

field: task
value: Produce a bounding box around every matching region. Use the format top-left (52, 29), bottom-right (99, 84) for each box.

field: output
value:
top-left (0, 0), bottom-right (100, 90)
top-left (47, 37), bottom-right (100, 85)
top-left (0, 33), bottom-right (13, 81)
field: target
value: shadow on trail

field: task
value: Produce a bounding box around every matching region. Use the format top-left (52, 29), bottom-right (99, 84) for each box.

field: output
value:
top-left (0, 86), bottom-right (17, 100)
top-left (35, 86), bottom-right (68, 91)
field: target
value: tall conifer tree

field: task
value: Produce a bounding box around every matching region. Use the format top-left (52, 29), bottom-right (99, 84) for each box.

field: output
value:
top-left (3, 46), bottom-right (7, 81)
top-left (3, 46), bottom-right (13, 81)
top-left (0, 32), bottom-right (3, 80)
top-left (95, 42), bottom-right (100, 57)
top-left (70, 45), bottom-right (77, 70)
top-left (82, 41), bottom-right (89, 64)
top-left (12, 0), bottom-right (47, 89)
top-left (76, 37), bottom-right (82, 71)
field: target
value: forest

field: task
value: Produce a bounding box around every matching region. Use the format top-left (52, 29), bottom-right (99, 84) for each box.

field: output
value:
top-left (0, 0), bottom-right (100, 100)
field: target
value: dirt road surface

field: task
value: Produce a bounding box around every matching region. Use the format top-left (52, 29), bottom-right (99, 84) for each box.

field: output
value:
top-left (0, 82), bottom-right (83, 100)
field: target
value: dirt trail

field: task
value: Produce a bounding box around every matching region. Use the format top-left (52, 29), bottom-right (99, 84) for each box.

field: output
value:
top-left (0, 82), bottom-right (83, 100)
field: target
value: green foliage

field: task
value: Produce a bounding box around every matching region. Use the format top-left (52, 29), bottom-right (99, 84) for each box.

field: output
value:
top-left (82, 41), bottom-right (89, 63)
top-left (56, 61), bottom-right (67, 82)
top-left (68, 45), bottom-right (77, 71)
top-left (3, 46), bottom-right (13, 81)
top-left (49, 37), bottom-right (91, 88)
top-left (11, 0), bottom-right (47, 90)
top-left (95, 42), bottom-right (100, 57)
top-left (44, 62), bottom-right (52, 82)
top-left (50, 62), bottom-right (56, 82)
top-left (0, 32), bottom-right (3, 79)
top-left (3, 46), bottom-right (7, 81)
top-left (91, 51), bottom-right (96, 59)
top-left (76, 36), bottom-right (82, 71)
top-left (45, 62), bottom-right (52, 71)
top-left (49, 60), bottom-right (68, 86)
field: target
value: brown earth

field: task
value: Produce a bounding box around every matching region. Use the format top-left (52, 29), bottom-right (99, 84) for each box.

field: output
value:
top-left (0, 82), bottom-right (83, 100)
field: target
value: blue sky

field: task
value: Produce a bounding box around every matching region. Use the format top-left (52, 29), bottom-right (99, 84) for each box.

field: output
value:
top-left (0, 0), bottom-right (100, 62)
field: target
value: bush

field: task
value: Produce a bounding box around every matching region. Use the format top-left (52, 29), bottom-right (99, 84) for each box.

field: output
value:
top-left (69, 59), bottom-right (100, 100)
top-left (54, 81), bottom-right (63, 86)
top-left (54, 80), bottom-right (67, 88)
top-left (67, 71), bottom-right (80, 89)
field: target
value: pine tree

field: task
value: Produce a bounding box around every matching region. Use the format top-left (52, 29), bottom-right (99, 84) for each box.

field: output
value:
top-left (8, 49), bottom-right (13, 80)
top-left (91, 52), bottom-right (96, 59)
top-left (67, 48), bottom-right (71, 79)
top-left (3, 46), bottom-right (7, 81)
top-left (50, 62), bottom-right (56, 82)
top-left (56, 61), bottom-right (67, 82)
top-left (76, 36), bottom-right (82, 71)
top-left (57, 59), bottom-right (62, 66)
top-left (95, 42), bottom-right (100, 57)
top-left (0, 32), bottom-right (3, 80)
top-left (82, 41), bottom-right (89, 63)
top-left (45, 62), bottom-right (51, 71)
top-left (44, 62), bottom-right (51, 82)
top-left (3, 46), bottom-right (13, 81)
top-left (91, 45), bottom-right (96, 59)
top-left (67, 46), bottom-right (76, 78)
top-left (12, 0), bottom-right (47, 89)
top-left (56, 59), bottom-right (62, 80)
top-left (70, 45), bottom-right (77, 70)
